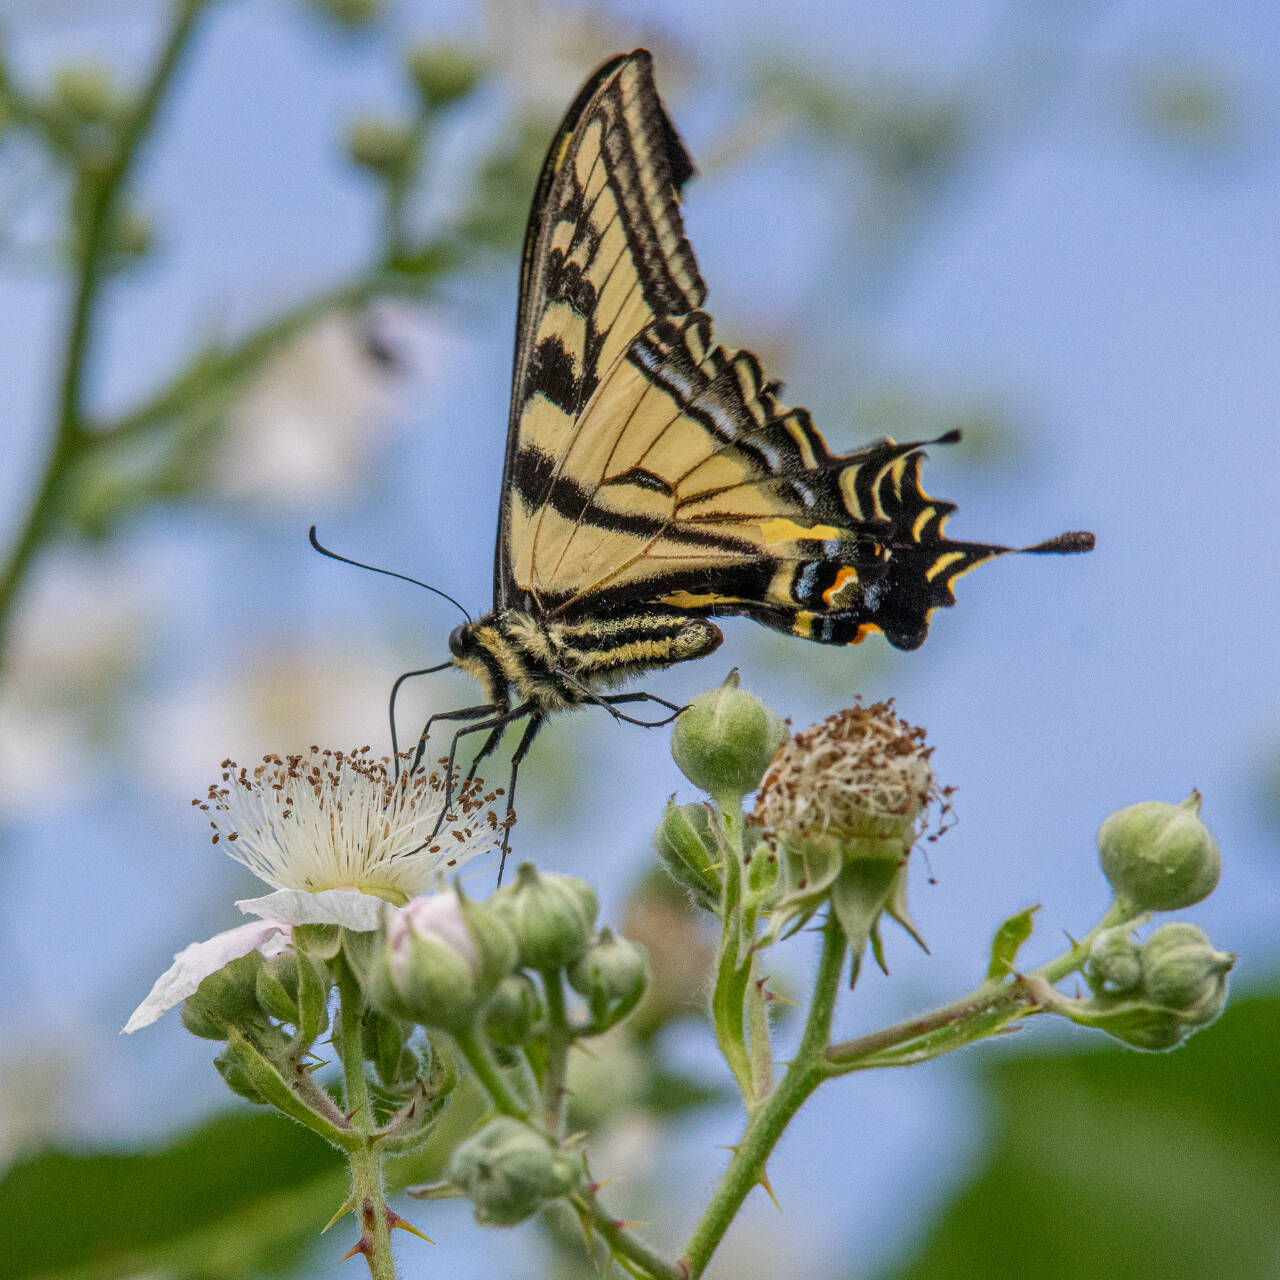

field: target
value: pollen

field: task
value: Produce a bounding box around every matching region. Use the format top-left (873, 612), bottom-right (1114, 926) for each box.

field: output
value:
top-left (194, 745), bottom-right (501, 898)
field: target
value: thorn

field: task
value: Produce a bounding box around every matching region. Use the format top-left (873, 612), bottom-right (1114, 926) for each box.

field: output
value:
top-left (387, 1209), bottom-right (434, 1244)
top-left (613, 1217), bottom-right (651, 1230)
top-left (589, 1175), bottom-right (624, 1192)
top-left (757, 1169), bottom-right (781, 1211)
top-left (322, 1194), bottom-right (357, 1234)
top-left (716, 1144), bottom-right (740, 1155)
top-left (345, 1102), bottom-right (367, 1123)
top-left (338, 1238), bottom-right (371, 1263)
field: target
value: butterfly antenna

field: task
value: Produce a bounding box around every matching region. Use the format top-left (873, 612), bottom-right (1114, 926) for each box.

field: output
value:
top-left (308, 526), bottom-right (473, 622)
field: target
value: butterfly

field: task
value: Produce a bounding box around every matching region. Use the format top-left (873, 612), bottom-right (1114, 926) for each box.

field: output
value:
top-left (403, 49), bottom-right (1092, 864)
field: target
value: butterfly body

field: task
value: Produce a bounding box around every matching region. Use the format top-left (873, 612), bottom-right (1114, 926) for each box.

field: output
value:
top-left (409, 49), bottom-right (1092, 864)
top-left (449, 608), bottom-right (722, 715)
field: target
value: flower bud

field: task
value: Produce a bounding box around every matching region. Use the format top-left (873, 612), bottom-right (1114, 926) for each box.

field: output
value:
top-left (448, 1116), bottom-right (580, 1226)
top-left (1097, 792), bottom-right (1221, 911)
top-left (181, 952), bottom-right (267, 1040)
top-left (310, 0), bottom-right (383, 26)
top-left (490, 863), bottom-right (597, 972)
top-left (407, 44), bottom-right (482, 110)
top-left (485, 973), bottom-right (544, 1046)
top-left (53, 64), bottom-right (116, 124)
top-left (346, 116), bottom-right (414, 176)
top-left (671, 671), bottom-right (788, 804)
top-left (213, 1046), bottom-right (269, 1104)
top-left (1140, 922), bottom-right (1235, 1017)
top-left (653, 799), bottom-right (721, 909)
top-left (568, 927), bottom-right (649, 1031)
top-left (368, 890), bottom-right (517, 1031)
top-left (1085, 926), bottom-right (1143, 996)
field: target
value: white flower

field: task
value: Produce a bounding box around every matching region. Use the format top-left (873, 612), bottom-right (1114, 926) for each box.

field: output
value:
top-left (124, 747), bottom-right (500, 1033)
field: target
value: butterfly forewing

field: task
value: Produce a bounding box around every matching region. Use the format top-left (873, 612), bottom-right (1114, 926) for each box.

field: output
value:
top-left (497, 50), bottom-right (705, 610)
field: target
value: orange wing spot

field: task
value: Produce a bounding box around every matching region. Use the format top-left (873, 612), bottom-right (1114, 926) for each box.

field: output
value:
top-left (821, 565), bottom-right (859, 608)
top-left (848, 622), bottom-right (881, 645)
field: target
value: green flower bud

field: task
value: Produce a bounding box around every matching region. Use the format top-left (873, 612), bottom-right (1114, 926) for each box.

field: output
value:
top-left (1098, 792), bottom-right (1221, 911)
top-left (653, 799), bottom-right (721, 909)
top-left (368, 889), bottom-right (517, 1031)
top-left (448, 1117), bottom-right (580, 1226)
top-left (53, 64), bottom-right (116, 124)
top-left (255, 949), bottom-right (302, 1024)
top-left (1085, 926), bottom-right (1143, 996)
top-left (213, 1045), bottom-right (269, 1104)
top-left (743, 830), bottom-right (780, 910)
top-left (310, 0), bottom-right (382, 26)
top-left (490, 863), bottom-right (597, 972)
top-left (407, 44), bottom-right (483, 110)
top-left (485, 973), bottom-right (544, 1046)
top-left (362, 1008), bottom-right (411, 1086)
top-left (568, 927), bottom-right (650, 1031)
top-left (346, 116), bottom-right (414, 176)
top-left (181, 952), bottom-right (267, 1040)
top-left (1141, 922), bottom-right (1235, 1017)
top-left (671, 671), bottom-right (788, 804)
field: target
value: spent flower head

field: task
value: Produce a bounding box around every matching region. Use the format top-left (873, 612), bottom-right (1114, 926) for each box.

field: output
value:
top-left (755, 702), bottom-right (948, 964)
top-left (754, 700), bottom-right (947, 854)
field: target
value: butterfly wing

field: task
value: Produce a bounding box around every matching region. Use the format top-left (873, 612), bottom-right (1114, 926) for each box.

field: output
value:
top-left (500, 51), bottom-right (1093, 651)
top-left (495, 49), bottom-right (705, 610)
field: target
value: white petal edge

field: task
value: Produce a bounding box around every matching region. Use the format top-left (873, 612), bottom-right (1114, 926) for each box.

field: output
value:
top-left (237, 887), bottom-right (384, 931)
top-left (122, 919), bottom-right (288, 1034)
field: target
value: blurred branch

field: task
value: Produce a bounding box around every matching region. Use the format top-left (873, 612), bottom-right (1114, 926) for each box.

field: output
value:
top-left (0, 0), bottom-right (212, 655)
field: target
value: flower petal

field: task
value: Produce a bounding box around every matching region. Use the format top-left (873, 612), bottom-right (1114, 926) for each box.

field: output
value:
top-left (237, 887), bottom-right (383, 931)
top-left (122, 919), bottom-right (288, 1034)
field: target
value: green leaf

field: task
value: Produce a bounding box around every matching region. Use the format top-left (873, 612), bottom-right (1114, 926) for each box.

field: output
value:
top-left (985, 905), bottom-right (1039, 980)
top-left (881, 989), bottom-right (1280, 1280)
top-left (0, 1109), bottom-right (345, 1279)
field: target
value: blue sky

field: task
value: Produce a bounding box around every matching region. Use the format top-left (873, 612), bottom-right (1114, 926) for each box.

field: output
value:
top-left (2, 2), bottom-right (1277, 1276)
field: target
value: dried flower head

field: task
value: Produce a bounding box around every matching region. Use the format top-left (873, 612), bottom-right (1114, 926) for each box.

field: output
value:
top-left (753, 701), bottom-right (947, 855)
top-left (194, 745), bottom-right (501, 901)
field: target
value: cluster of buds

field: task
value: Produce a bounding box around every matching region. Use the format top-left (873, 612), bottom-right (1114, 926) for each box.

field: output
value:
top-left (1035, 793), bottom-right (1231, 1051)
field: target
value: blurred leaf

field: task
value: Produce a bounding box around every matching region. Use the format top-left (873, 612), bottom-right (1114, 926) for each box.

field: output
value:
top-left (1133, 66), bottom-right (1235, 149)
top-left (0, 1109), bottom-right (344, 1279)
top-left (880, 989), bottom-right (1280, 1280)
top-left (458, 116), bottom-right (551, 252)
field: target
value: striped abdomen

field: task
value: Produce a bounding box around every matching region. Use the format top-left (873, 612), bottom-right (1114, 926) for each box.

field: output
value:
top-left (449, 608), bottom-right (722, 713)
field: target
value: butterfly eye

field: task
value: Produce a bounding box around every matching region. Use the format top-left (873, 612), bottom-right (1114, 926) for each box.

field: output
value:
top-left (448, 625), bottom-right (472, 658)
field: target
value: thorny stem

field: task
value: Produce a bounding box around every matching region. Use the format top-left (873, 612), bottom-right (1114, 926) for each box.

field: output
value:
top-left (336, 965), bottom-right (397, 1280)
top-left (0, 0), bottom-right (210, 652)
top-left (824, 900), bottom-right (1137, 1071)
top-left (572, 1187), bottom-right (684, 1280)
top-left (681, 913), bottom-right (846, 1278)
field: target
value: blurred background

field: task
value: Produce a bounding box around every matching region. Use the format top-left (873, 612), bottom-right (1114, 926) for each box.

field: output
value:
top-left (1, 1), bottom-right (1277, 1277)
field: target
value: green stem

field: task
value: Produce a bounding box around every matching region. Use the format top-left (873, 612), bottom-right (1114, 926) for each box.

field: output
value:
top-left (573, 1188), bottom-right (684, 1280)
top-left (824, 900), bottom-right (1136, 1072)
top-left (0, 0), bottom-right (209, 654)
top-left (452, 1023), bottom-right (528, 1119)
top-left (541, 968), bottom-right (573, 1136)
top-left (336, 967), bottom-right (398, 1280)
top-left (710, 805), bottom-right (755, 1103)
top-left (681, 913), bottom-right (846, 1278)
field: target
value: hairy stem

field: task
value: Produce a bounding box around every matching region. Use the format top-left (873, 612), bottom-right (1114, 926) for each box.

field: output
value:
top-left (681, 913), bottom-right (846, 1278)
top-left (572, 1187), bottom-right (684, 1280)
top-left (540, 968), bottom-right (573, 1136)
top-left (451, 1023), bottom-right (528, 1119)
top-left (336, 966), bottom-right (398, 1280)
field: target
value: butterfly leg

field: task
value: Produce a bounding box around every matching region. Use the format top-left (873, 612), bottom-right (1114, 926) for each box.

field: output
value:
top-left (430, 705), bottom-right (531, 841)
top-left (496, 714), bottom-right (545, 883)
top-left (601, 690), bottom-right (686, 727)
top-left (387, 661), bottom-right (454, 768)
top-left (404, 703), bottom-right (498, 777)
